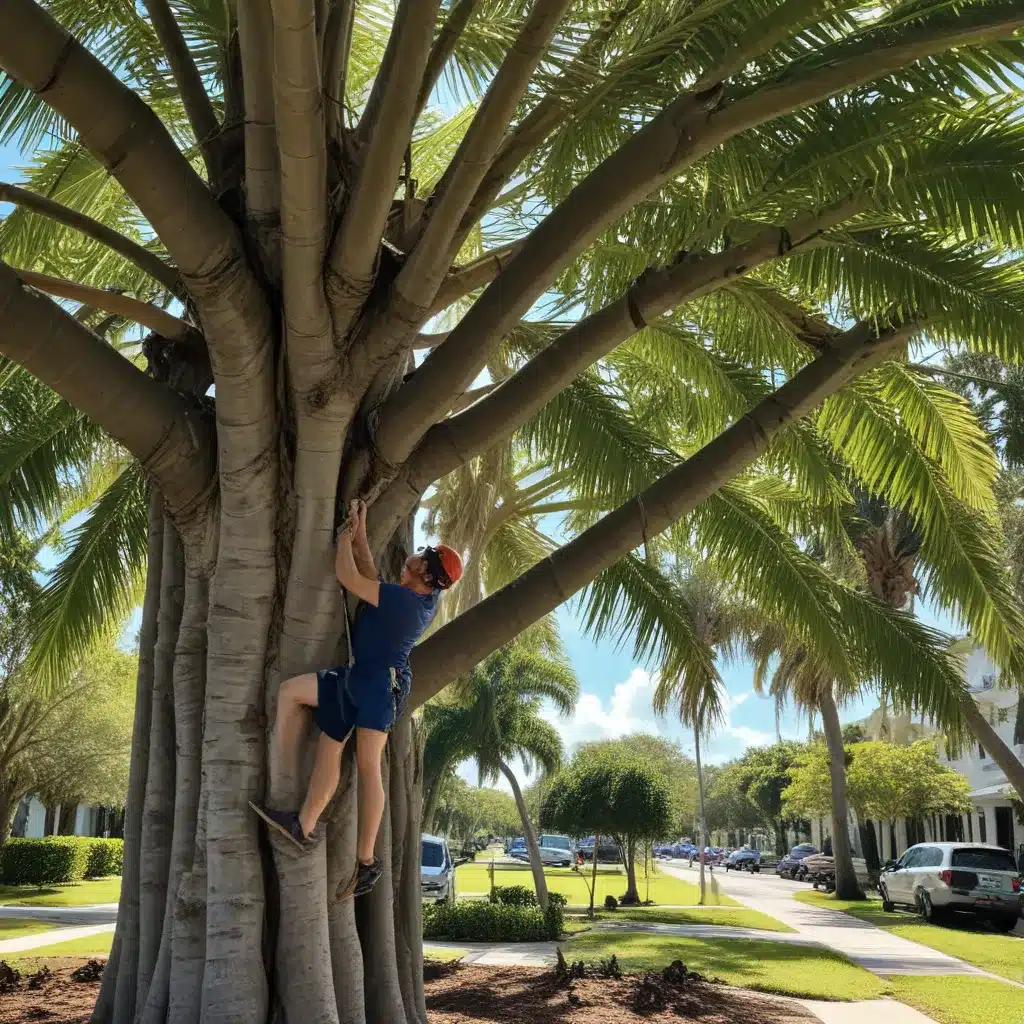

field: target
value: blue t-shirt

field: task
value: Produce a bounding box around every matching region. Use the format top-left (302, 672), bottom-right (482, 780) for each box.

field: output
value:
top-left (350, 582), bottom-right (438, 687)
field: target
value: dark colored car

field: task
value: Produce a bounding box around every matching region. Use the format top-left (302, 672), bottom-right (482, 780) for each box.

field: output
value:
top-left (726, 847), bottom-right (761, 872)
top-left (776, 844), bottom-right (818, 879)
top-left (578, 836), bottom-right (622, 863)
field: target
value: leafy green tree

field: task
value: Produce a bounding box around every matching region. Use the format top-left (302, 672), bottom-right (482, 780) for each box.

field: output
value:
top-left (422, 642), bottom-right (578, 907)
top-left (431, 778), bottom-right (519, 846)
top-left (3, 1), bottom-right (1024, 1018)
top-left (784, 740), bottom-right (972, 834)
top-left (701, 762), bottom-right (769, 841)
top-left (542, 740), bottom-right (672, 905)
top-left (726, 741), bottom-right (809, 854)
top-left (0, 533), bottom-right (136, 842)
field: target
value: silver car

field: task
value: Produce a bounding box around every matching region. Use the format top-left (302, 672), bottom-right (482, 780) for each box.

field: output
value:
top-left (421, 833), bottom-right (456, 904)
top-left (879, 842), bottom-right (1022, 931)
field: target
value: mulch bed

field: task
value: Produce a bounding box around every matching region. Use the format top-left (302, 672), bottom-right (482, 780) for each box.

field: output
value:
top-left (0, 955), bottom-right (817, 1023)
top-left (424, 960), bottom-right (817, 1023)
top-left (0, 959), bottom-right (104, 1023)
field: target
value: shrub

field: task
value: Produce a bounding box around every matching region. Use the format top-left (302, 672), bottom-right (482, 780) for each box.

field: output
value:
top-left (0, 836), bottom-right (124, 887)
top-left (547, 891), bottom-right (568, 907)
top-left (424, 901), bottom-right (553, 942)
top-left (543, 898), bottom-right (564, 940)
top-left (0, 838), bottom-right (91, 886)
top-left (85, 838), bottom-right (124, 878)
top-left (490, 884), bottom-right (537, 908)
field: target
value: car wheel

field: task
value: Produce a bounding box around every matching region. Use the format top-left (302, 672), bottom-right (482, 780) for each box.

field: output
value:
top-left (790, 869), bottom-right (800, 880)
top-left (991, 915), bottom-right (1019, 934)
top-left (752, 865), bottom-right (760, 873)
top-left (880, 884), bottom-right (894, 913)
top-left (916, 890), bottom-right (936, 923)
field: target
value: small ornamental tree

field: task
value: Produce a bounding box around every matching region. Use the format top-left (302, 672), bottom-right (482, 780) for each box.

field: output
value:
top-left (542, 742), bottom-right (672, 905)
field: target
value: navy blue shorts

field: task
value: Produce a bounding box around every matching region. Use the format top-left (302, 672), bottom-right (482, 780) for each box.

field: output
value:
top-left (313, 665), bottom-right (397, 742)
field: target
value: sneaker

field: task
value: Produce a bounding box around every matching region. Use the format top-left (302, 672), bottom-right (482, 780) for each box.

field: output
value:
top-left (249, 802), bottom-right (309, 851)
top-left (353, 857), bottom-right (384, 897)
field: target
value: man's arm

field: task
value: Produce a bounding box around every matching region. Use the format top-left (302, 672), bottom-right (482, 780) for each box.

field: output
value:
top-left (350, 499), bottom-right (377, 579)
top-left (335, 528), bottom-right (380, 606)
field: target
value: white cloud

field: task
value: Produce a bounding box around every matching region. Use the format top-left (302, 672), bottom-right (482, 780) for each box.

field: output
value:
top-left (542, 667), bottom-right (662, 752)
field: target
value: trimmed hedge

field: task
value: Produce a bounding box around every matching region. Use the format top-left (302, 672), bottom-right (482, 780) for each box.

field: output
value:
top-left (490, 884), bottom-right (537, 908)
top-left (0, 837), bottom-right (125, 887)
top-left (424, 899), bottom-right (563, 942)
top-left (86, 839), bottom-right (124, 879)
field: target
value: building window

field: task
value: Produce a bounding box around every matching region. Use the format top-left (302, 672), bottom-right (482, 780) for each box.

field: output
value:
top-left (978, 810), bottom-right (987, 843)
top-left (979, 744), bottom-right (986, 760)
top-left (967, 813), bottom-right (973, 842)
top-left (980, 673), bottom-right (997, 690)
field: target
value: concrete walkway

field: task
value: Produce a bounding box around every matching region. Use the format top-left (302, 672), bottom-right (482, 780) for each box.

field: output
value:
top-left (796, 999), bottom-right (941, 1023)
top-left (0, 922), bottom-right (114, 954)
top-left (662, 861), bottom-right (1000, 978)
top-left (0, 904), bottom-right (118, 926)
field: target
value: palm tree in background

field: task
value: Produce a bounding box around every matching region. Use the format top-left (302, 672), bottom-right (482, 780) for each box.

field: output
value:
top-left (422, 640), bottom-right (578, 908)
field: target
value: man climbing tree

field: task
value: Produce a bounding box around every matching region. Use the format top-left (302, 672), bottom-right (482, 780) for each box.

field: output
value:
top-left (252, 499), bottom-right (461, 902)
top-left (0, 3), bottom-right (1023, 1024)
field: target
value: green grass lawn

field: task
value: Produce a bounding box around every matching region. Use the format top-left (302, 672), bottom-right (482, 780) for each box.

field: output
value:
top-left (0, 918), bottom-right (55, 939)
top-left (564, 932), bottom-right (885, 1001)
top-left (794, 889), bottom-right (1024, 984)
top-left (0, 877), bottom-right (121, 907)
top-left (564, 906), bottom-right (792, 933)
top-left (888, 976), bottom-right (1024, 1024)
top-left (5, 929), bottom-right (114, 963)
top-left (456, 862), bottom-right (737, 907)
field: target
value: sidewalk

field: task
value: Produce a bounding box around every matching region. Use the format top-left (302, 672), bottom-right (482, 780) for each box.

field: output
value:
top-left (0, 904), bottom-right (118, 926)
top-left (662, 861), bottom-right (990, 978)
top-left (0, 922), bottom-right (114, 955)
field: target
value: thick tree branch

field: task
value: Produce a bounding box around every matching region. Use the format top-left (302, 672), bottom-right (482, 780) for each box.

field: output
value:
top-left (143, 0), bottom-right (221, 178)
top-left (322, 0), bottom-right (356, 139)
top-left (371, 200), bottom-right (863, 539)
top-left (428, 242), bottom-right (521, 316)
top-left (272, 0), bottom-right (331, 392)
top-left (327, 0), bottom-right (442, 335)
top-left (452, 0), bottom-right (641, 249)
top-left (713, 11), bottom-right (1024, 142)
top-left (238, 0), bottom-right (280, 219)
top-left (0, 260), bottom-right (215, 531)
top-left (415, 0), bottom-right (481, 118)
top-left (373, 10), bottom-right (1024, 466)
top-left (410, 319), bottom-right (918, 704)
top-left (13, 269), bottom-right (197, 342)
top-left (392, 0), bottom-right (573, 316)
top-left (0, 182), bottom-right (183, 295)
top-left (0, 0), bottom-right (273, 393)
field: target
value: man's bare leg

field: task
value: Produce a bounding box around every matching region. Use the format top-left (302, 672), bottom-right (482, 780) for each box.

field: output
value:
top-left (270, 672), bottom-right (319, 800)
top-left (355, 728), bottom-right (389, 863)
top-left (299, 732), bottom-right (348, 837)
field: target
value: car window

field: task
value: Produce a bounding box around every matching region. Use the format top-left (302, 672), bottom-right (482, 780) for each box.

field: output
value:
top-left (919, 847), bottom-right (944, 867)
top-left (952, 848), bottom-right (1018, 871)
top-left (540, 835), bottom-right (571, 850)
top-left (901, 848), bottom-right (922, 868)
top-left (421, 840), bottom-right (445, 869)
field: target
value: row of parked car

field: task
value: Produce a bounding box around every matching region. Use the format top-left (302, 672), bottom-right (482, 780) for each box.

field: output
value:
top-left (503, 834), bottom-right (625, 865)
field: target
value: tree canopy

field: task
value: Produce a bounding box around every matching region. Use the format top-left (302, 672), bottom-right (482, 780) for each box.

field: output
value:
top-left (783, 739), bottom-right (973, 824)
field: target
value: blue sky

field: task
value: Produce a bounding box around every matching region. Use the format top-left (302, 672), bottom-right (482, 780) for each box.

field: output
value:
top-left (1, 105), bottom-right (961, 788)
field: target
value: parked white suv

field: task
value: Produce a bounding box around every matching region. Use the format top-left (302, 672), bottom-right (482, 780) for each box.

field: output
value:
top-left (537, 834), bottom-right (574, 867)
top-left (879, 842), bottom-right (1022, 931)
top-left (421, 833), bottom-right (456, 904)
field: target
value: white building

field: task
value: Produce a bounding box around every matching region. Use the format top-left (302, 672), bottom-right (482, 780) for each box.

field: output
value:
top-left (938, 646), bottom-right (1021, 856)
top-left (807, 646), bottom-right (1021, 864)
top-left (10, 796), bottom-right (117, 839)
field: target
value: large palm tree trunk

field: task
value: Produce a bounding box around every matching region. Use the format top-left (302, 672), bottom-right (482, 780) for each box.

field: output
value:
top-left (961, 695), bottom-right (1024, 803)
top-left (818, 687), bottom-right (865, 900)
top-left (499, 759), bottom-right (549, 910)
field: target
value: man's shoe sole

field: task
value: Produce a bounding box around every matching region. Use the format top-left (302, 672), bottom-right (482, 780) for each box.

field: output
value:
top-left (249, 801), bottom-right (306, 851)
